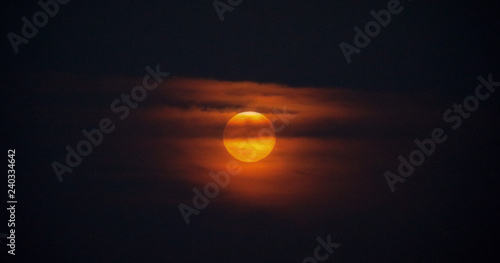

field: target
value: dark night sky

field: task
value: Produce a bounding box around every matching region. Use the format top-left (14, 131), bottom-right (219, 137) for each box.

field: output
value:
top-left (1, 0), bottom-right (500, 262)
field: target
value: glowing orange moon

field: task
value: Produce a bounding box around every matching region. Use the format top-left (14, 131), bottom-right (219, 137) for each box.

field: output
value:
top-left (223, 112), bottom-right (276, 162)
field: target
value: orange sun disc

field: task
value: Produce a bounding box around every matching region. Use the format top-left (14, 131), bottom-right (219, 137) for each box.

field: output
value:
top-left (223, 111), bottom-right (276, 162)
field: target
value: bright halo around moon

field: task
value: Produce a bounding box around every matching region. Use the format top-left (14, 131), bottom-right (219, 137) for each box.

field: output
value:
top-left (223, 111), bottom-right (276, 162)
